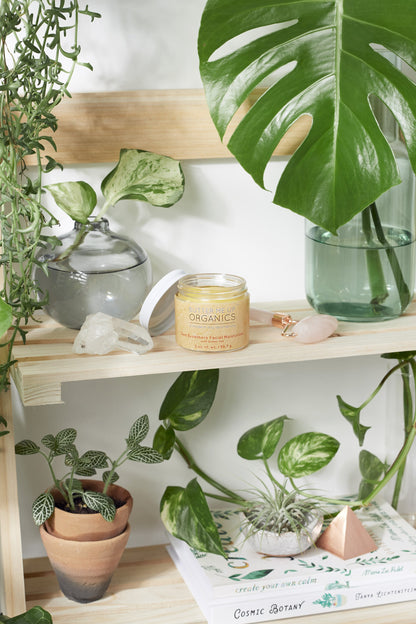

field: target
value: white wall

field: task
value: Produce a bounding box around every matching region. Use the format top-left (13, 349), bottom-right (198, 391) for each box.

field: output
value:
top-left (13, 0), bottom-right (407, 559)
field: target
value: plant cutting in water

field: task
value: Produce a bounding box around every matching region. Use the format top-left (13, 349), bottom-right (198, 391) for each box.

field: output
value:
top-left (155, 363), bottom-right (416, 558)
top-left (44, 148), bottom-right (185, 260)
top-left (15, 414), bottom-right (163, 525)
top-left (197, 1), bottom-right (416, 320)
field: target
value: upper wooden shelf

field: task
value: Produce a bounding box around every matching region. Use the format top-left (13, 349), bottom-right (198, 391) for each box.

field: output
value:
top-left (10, 300), bottom-right (416, 407)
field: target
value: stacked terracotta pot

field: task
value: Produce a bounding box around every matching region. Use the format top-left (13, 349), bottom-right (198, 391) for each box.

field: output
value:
top-left (40, 479), bottom-right (132, 603)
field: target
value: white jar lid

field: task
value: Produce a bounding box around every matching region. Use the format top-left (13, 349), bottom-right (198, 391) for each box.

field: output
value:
top-left (139, 269), bottom-right (187, 336)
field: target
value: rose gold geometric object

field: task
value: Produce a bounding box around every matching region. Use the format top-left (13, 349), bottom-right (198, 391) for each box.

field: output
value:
top-left (316, 506), bottom-right (377, 560)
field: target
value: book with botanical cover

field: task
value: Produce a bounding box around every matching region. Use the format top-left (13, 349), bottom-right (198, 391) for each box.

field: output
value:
top-left (167, 500), bottom-right (416, 623)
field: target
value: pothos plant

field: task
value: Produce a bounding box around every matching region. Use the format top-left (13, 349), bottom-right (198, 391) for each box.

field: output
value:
top-left (155, 361), bottom-right (416, 558)
top-left (15, 414), bottom-right (163, 526)
top-left (0, 1), bottom-right (99, 408)
top-left (0, 606), bottom-right (52, 624)
top-left (43, 148), bottom-right (185, 259)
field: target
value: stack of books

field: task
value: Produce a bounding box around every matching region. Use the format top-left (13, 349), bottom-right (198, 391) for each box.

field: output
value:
top-left (167, 500), bottom-right (416, 623)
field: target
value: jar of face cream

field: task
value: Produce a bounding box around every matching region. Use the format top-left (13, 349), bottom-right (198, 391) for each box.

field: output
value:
top-left (175, 273), bottom-right (249, 352)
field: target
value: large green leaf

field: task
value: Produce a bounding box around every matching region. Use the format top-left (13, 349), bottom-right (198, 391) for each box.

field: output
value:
top-left (101, 149), bottom-right (185, 208)
top-left (159, 370), bottom-right (219, 431)
top-left (278, 432), bottom-right (340, 478)
top-left (160, 479), bottom-right (226, 557)
top-left (237, 415), bottom-right (289, 460)
top-left (46, 181), bottom-right (97, 223)
top-left (198, 0), bottom-right (416, 233)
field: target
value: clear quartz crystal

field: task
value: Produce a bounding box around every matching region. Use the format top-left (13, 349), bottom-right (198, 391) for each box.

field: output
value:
top-left (35, 218), bottom-right (152, 329)
top-left (73, 312), bottom-right (153, 355)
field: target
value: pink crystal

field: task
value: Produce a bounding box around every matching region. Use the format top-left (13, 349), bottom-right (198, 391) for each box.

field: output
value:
top-left (293, 315), bottom-right (338, 344)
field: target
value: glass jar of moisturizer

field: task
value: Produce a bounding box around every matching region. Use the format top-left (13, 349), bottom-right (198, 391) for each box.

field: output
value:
top-left (175, 273), bottom-right (249, 352)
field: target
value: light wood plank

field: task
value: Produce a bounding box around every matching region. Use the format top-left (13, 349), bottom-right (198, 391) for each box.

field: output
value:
top-left (10, 300), bottom-right (416, 407)
top-left (24, 89), bottom-right (311, 164)
top-left (24, 545), bottom-right (416, 624)
top-left (0, 386), bottom-right (26, 615)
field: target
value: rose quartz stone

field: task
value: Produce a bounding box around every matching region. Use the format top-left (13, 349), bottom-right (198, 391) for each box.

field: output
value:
top-left (294, 315), bottom-right (338, 344)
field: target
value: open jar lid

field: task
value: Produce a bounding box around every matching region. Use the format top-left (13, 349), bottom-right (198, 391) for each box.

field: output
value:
top-left (139, 269), bottom-right (187, 336)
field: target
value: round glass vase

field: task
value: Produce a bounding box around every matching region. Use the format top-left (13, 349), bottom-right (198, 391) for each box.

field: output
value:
top-left (35, 218), bottom-right (152, 329)
top-left (305, 143), bottom-right (416, 323)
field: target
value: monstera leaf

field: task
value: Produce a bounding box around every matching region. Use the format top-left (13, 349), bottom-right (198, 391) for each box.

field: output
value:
top-left (198, 0), bottom-right (416, 233)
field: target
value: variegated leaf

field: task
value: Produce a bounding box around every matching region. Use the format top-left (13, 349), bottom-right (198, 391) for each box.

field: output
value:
top-left (102, 470), bottom-right (119, 484)
top-left (32, 492), bottom-right (55, 526)
top-left (127, 446), bottom-right (164, 464)
top-left (278, 432), bottom-right (340, 478)
top-left (128, 414), bottom-right (149, 446)
top-left (15, 440), bottom-right (40, 455)
top-left (153, 424), bottom-right (176, 460)
top-left (46, 181), bottom-right (97, 223)
top-left (159, 369), bottom-right (219, 431)
top-left (82, 491), bottom-right (116, 522)
top-left (79, 450), bottom-right (109, 468)
top-left (237, 415), bottom-right (289, 460)
top-left (101, 149), bottom-right (184, 208)
top-left (40, 434), bottom-right (56, 451)
top-left (359, 449), bottom-right (386, 482)
top-left (160, 479), bottom-right (226, 557)
top-left (337, 395), bottom-right (371, 446)
top-left (55, 428), bottom-right (77, 454)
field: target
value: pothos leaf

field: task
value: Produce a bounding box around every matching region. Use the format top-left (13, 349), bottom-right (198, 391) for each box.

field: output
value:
top-left (160, 478), bottom-right (226, 557)
top-left (101, 149), bottom-right (185, 208)
top-left (153, 424), bottom-right (176, 460)
top-left (1, 606), bottom-right (53, 624)
top-left (159, 369), bottom-right (219, 431)
top-left (337, 395), bottom-right (371, 446)
top-left (278, 432), bottom-right (340, 478)
top-left (46, 181), bottom-right (97, 223)
top-left (237, 415), bottom-right (289, 460)
top-left (359, 449), bottom-right (387, 482)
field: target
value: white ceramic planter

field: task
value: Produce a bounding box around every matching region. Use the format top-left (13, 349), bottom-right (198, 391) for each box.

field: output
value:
top-left (240, 512), bottom-right (323, 557)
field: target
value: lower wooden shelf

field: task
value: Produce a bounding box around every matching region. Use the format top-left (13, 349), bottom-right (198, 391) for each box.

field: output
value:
top-left (24, 545), bottom-right (416, 624)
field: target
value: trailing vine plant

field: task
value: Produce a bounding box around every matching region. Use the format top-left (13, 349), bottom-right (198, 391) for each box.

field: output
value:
top-left (0, 1), bottom-right (99, 415)
top-left (155, 364), bottom-right (416, 557)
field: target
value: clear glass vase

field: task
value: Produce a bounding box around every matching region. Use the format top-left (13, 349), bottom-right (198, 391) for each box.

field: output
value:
top-left (35, 218), bottom-right (152, 329)
top-left (305, 111), bottom-right (416, 322)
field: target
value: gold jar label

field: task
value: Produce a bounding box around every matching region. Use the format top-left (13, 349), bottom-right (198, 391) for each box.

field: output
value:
top-left (175, 294), bottom-right (249, 352)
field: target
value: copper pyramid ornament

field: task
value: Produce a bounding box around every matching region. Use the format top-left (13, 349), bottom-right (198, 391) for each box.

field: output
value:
top-left (316, 506), bottom-right (377, 560)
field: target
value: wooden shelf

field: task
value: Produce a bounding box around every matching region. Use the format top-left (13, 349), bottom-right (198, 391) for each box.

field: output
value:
top-left (24, 544), bottom-right (416, 624)
top-left (11, 300), bottom-right (416, 407)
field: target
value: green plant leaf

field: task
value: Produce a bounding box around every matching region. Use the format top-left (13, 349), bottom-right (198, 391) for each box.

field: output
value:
top-left (102, 470), bottom-right (119, 484)
top-left (55, 428), bottom-right (77, 454)
top-left (337, 395), bottom-right (371, 446)
top-left (237, 415), bottom-right (289, 460)
top-left (159, 369), bottom-right (219, 431)
top-left (15, 440), bottom-right (40, 455)
top-left (32, 492), bottom-right (55, 526)
top-left (74, 466), bottom-right (97, 477)
top-left (46, 181), bottom-right (97, 223)
top-left (82, 491), bottom-right (116, 522)
top-left (79, 450), bottom-right (109, 468)
top-left (127, 445), bottom-right (164, 464)
top-left (40, 434), bottom-right (56, 451)
top-left (359, 449), bottom-right (386, 482)
top-left (198, 0), bottom-right (416, 233)
top-left (278, 432), bottom-right (340, 478)
top-left (101, 149), bottom-right (185, 208)
top-left (382, 351), bottom-right (416, 360)
top-left (0, 606), bottom-right (53, 624)
top-left (153, 424), bottom-right (176, 459)
top-left (0, 298), bottom-right (12, 336)
top-left (160, 479), bottom-right (226, 557)
top-left (358, 479), bottom-right (375, 500)
top-left (127, 414), bottom-right (149, 446)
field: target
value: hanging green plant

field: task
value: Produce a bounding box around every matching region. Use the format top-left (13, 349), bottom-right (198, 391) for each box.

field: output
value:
top-left (0, 1), bottom-right (99, 406)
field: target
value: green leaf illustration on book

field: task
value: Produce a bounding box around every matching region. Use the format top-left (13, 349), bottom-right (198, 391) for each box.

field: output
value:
top-left (229, 570), bottom-right (273, 581)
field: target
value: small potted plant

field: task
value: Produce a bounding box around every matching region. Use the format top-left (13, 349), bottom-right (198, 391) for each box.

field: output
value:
top-left (15, 414), bottom-right (163, 603)
top-left (34, 148), bottom-right (185, 329)
top-left (239, 484), bottom-right (323, 556)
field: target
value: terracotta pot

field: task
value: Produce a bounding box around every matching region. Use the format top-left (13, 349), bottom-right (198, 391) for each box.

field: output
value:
top-left (45, 479), bottom-right (133, 541)
top-left (40, 522), bottom-right (130, 603)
